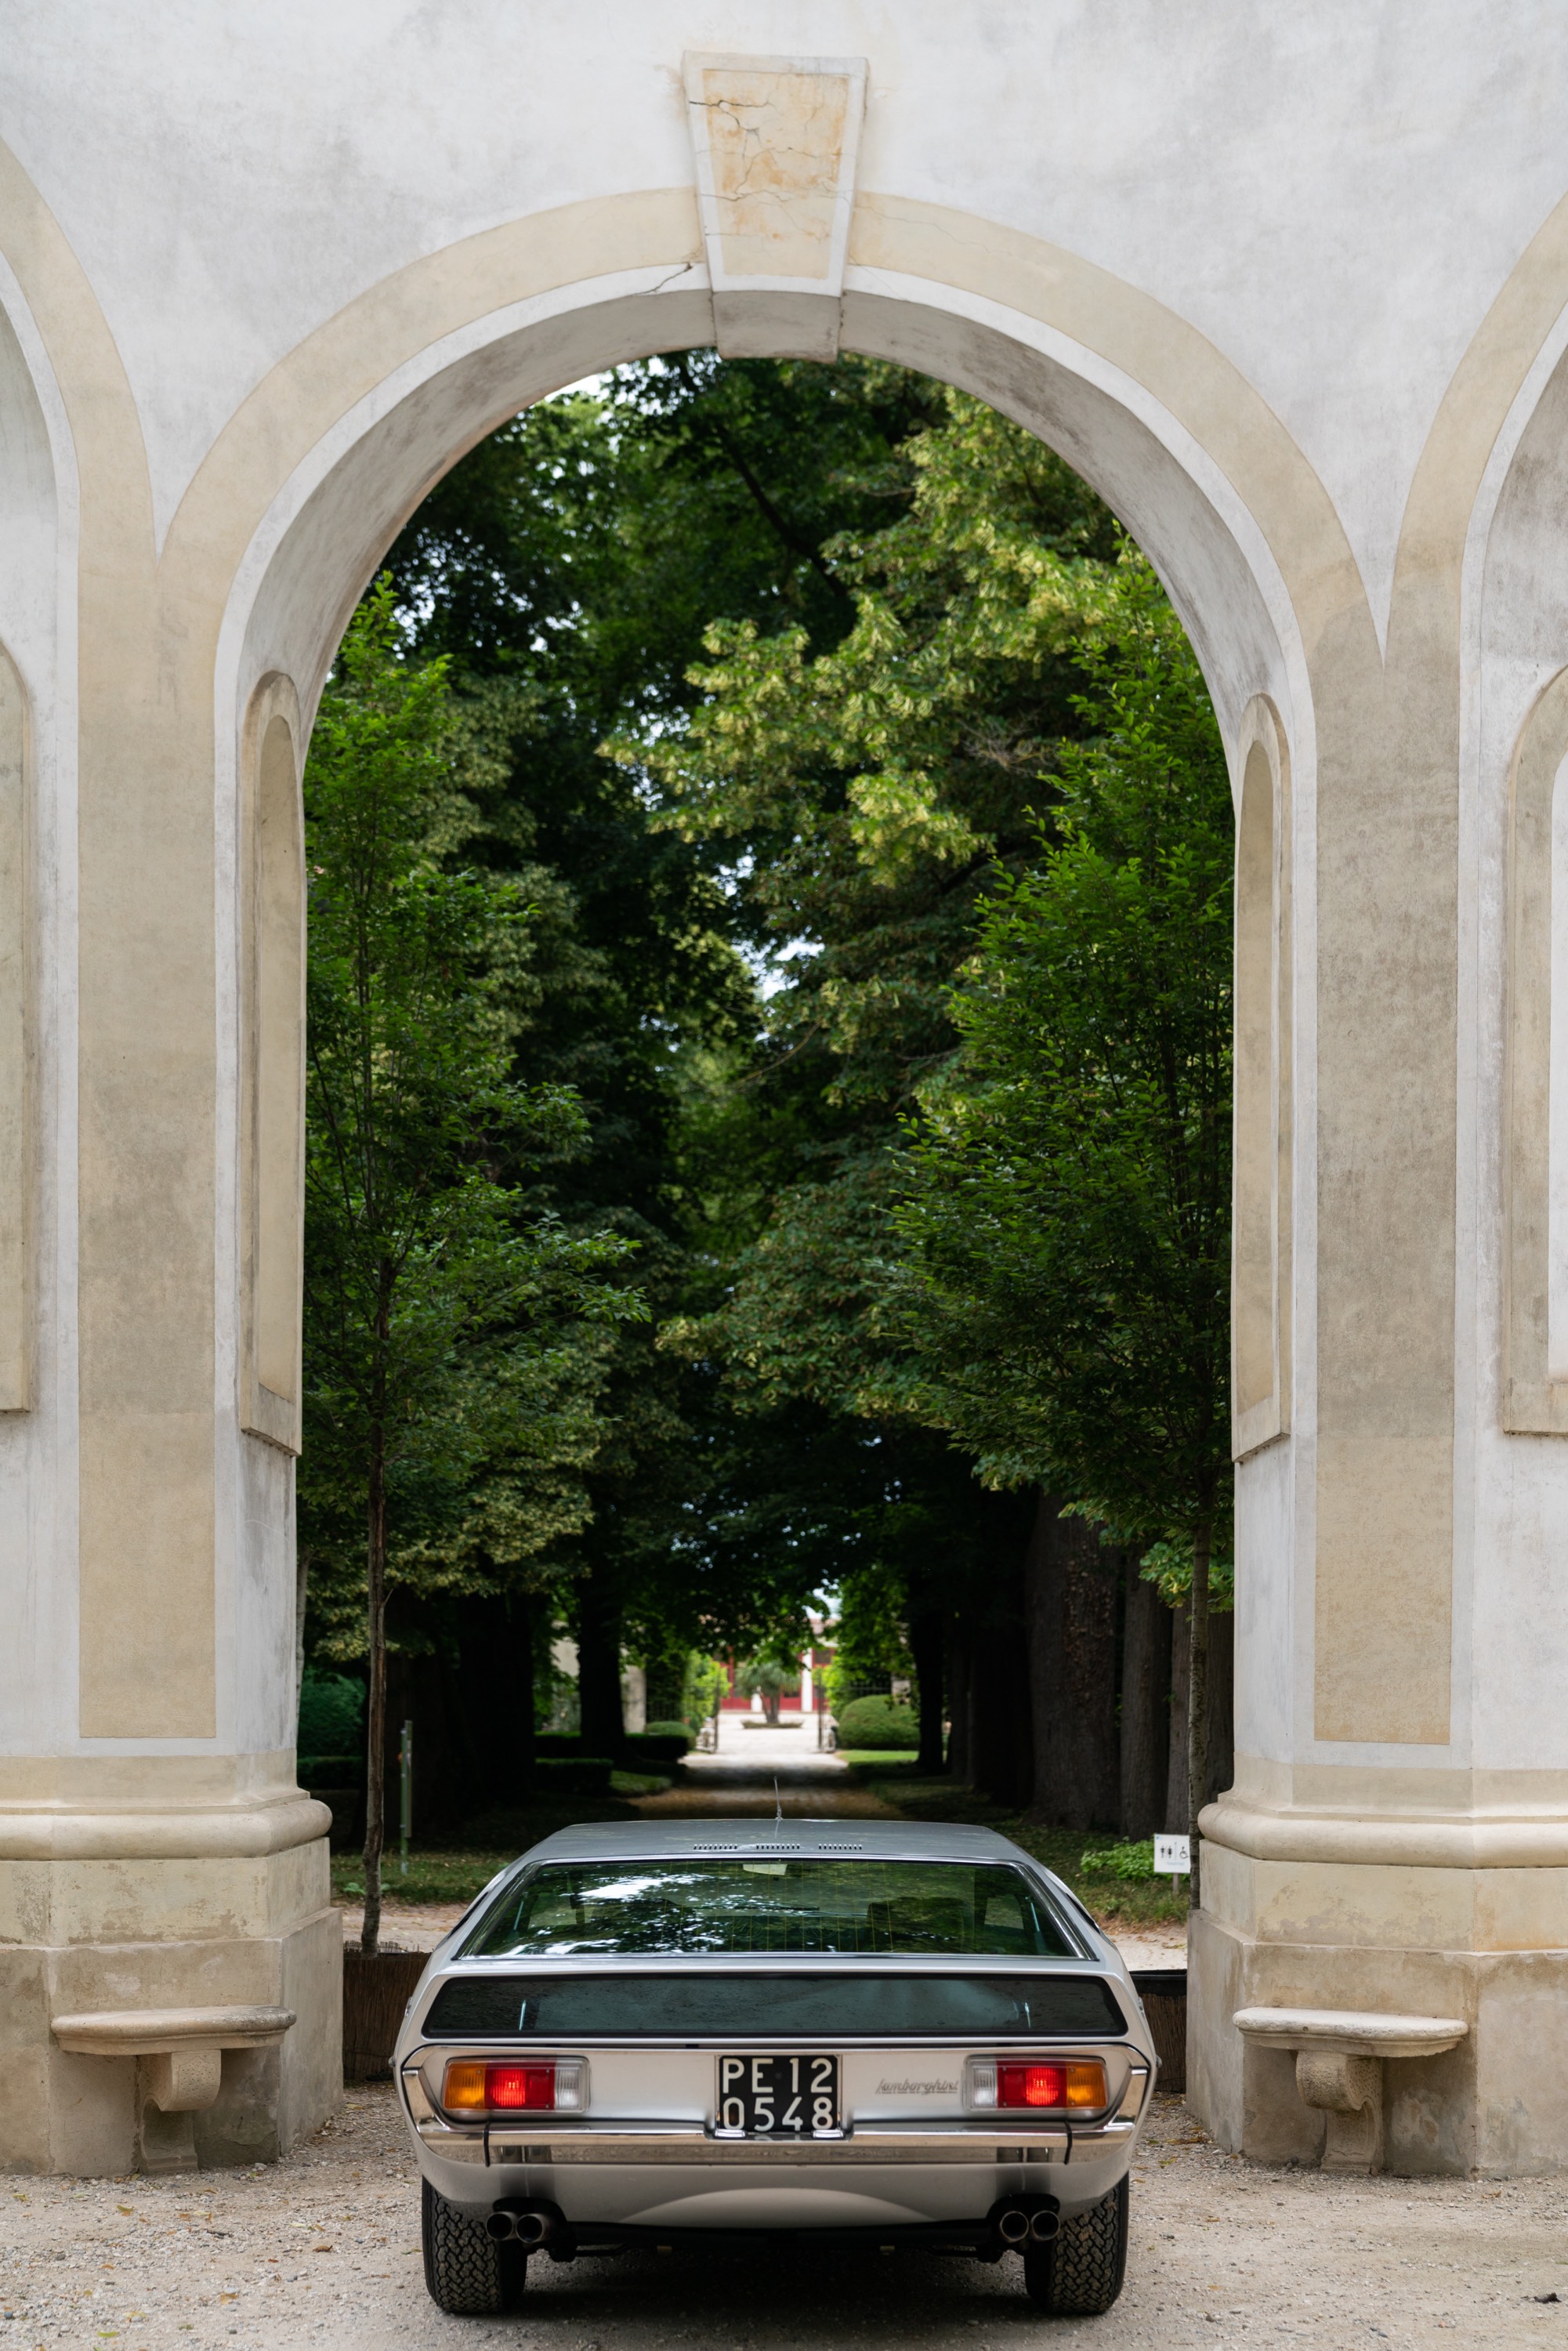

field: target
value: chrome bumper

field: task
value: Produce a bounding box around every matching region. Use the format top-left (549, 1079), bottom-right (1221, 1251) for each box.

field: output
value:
top-left (401, 2063), bottom-right (1144, 2169)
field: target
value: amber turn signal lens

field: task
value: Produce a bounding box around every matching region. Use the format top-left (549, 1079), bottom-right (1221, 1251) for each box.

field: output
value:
top-left (443, 2062), bottom-right (487, 2111)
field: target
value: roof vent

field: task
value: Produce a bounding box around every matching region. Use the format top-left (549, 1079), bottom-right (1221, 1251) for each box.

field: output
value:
top-left (686, 1842), bottom-right (867, 1854)
top-left (690, 1842), bottom-right (803, 1853)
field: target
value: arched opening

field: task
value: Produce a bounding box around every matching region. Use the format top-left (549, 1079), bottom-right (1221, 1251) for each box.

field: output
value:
top-left (250, 309), bottom-right (1295, 1901)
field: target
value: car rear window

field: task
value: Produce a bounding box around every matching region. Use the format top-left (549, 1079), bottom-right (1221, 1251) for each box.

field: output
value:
top-left (424, 1969), bottom-right (1126, 2040)
top-left (459, 1858), bottom-right (1077, 1960)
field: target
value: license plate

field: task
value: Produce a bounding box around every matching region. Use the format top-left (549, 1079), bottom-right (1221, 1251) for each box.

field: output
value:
top-left (716, 2053), bottom-right (840, 2138)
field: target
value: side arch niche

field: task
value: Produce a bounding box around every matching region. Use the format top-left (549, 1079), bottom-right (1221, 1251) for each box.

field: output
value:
top-left (0, 643), bottom-right (27, 1414)
top-left (239, 675), bottom-right (304, 1453)
top-left (1505, 666), bottom-right (1568, 1432)
top-left (1231, 695), bottom-right (1292, 1459)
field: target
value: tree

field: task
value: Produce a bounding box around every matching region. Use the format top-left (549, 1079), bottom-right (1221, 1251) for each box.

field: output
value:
top-left (885, 556), bottom-right (1234, 1894)
top-left (733, 1647), bottom-right (797, 1728)
top-left (300, 585), bottom-right (636, 1951)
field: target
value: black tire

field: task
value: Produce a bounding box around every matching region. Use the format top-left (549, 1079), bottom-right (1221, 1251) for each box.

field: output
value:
top-left (1022, 2176), bottom-right (1128, 2316)
top-left (421, 2179), bottom-right (527, 2315)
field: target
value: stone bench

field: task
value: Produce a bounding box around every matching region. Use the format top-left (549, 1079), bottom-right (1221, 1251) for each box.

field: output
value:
top-left (1233, 2007), bottom-right (1468, 2174)
top-left (52, 2005), bottom-right (295, 2173)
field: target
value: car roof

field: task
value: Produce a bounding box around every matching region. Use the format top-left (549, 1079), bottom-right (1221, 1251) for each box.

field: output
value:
top-left (510, 1817), bottom-right (1050, 1867)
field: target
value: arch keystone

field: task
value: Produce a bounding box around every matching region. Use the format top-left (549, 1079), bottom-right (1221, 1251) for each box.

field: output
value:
top-left (683, 50), bottom-right (866, 360)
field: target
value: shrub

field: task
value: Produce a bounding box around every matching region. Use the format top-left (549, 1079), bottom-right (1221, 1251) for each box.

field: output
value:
top-left (624, 1732), bottom-right (691, 1763)
top-left (836, 1695), bottom-right (918, 1751)
top-left (643, 1719), bottom-right (695, 1747)
top-left (1078, 1838), bottom-right (1156, 1882)
top-left (297, 1668), bottom-right (364, 1757)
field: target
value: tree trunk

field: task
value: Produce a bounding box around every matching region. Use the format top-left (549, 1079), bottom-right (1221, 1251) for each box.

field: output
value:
top-left (1165, 1601), bottom-right (1190, 1833)
top-left (1119, 1558), bottom-right (1171, 1837)
top-left (1186, 1522), bottom-right (1213, 1909)
top-left (968, 1503), bottom-right (1034, 1808)
top-left (1023, 1495), bottom-right (1120, 1831)
top-left (360, 1425), bottom-right (388, 1955)
top-left (908, 1609), bottom-right (947, 1774)
top-left (946, 1623), bottom-right (972, 1784)
top-left (576, 1560), bottom-right (625, 1756)
top-left (444, 1587), bottom-right (538, 1817)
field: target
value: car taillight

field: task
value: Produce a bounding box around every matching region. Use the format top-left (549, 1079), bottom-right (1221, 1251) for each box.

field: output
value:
top-left (442, 2058), bottom-right (586, 2116)
top-left (966, 2057), bottom-right (1106, 2112)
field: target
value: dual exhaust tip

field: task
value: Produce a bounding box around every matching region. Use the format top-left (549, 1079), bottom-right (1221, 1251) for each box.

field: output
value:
top-left (486, 2204), bottom-right (559, 2248)
top-left (994, 2202), bottom-right (1059, 2247)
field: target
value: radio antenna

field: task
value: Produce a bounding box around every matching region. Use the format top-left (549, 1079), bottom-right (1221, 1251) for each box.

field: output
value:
top-left (773, 1776), bottom-right (783, 1828)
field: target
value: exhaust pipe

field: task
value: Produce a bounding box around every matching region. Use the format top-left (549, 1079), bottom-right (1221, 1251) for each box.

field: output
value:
top-left (487, 2203), bottom-right (562, 2249)
top-left (995, 2205), bottom-right (1030, 2247)
top-left (1028, 2209), bottom-right (1059, 2244)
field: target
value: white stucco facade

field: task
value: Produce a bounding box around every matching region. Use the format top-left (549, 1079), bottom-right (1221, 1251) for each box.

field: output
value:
top-left (5, 1), bottom-right (1568, 2173)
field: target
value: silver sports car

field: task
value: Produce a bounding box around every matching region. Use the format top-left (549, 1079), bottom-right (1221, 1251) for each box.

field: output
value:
top-left (393, 1817), bottom-right (1157, 2319)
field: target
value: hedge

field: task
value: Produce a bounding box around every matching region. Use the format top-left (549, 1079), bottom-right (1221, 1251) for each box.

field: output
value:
top-left (835, 1695), bottom-right (918, 1750)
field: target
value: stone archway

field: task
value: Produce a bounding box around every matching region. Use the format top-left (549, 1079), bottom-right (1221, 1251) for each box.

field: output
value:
top-left (5, 24), bottom-right (1568, 2175)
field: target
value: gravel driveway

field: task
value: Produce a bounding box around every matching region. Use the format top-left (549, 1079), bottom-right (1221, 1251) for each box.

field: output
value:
top-left (6, 2085), bottom-right (1568, 2349)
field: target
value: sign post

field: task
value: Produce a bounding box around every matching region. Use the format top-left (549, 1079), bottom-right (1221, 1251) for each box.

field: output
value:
top-left (399, 1719), bottom-right (413, 1881)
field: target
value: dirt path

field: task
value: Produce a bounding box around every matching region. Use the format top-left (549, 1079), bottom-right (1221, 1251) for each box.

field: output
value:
top-left (630, 1719), bottom-right (901, 1820)
top-left (8, 2084), bottom-right (1566, 2349)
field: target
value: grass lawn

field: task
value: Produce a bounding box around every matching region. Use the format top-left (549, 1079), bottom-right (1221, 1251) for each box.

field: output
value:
top-left (853, 1764), bottom-right (1189, 1933)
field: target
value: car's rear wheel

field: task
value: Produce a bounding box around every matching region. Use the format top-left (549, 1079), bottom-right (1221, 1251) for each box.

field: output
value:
top-left (1021, 2177), bottom-right (1128, 2316)
top-left (422, 2179), bottom-right (528, 2314)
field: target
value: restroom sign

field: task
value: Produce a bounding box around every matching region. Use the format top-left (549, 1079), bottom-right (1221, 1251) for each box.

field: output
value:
top-left (1153, 1834), bottom-right (1191, 1875)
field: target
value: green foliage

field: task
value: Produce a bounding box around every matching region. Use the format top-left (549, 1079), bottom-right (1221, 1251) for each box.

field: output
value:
top-left (836, 1694), bottom-right (918, 1750)
top-left (295, 1668), bottom-right (363, 1755)
top-left (885, 555), bottom-right (1234, 1552)
top-left (641, 1719), bottom-right (696, 1748)
top-left (681, 1654), bottom-right (730, 1727)
top-left (1079, 1838), bottom-right (1157, 1883)
top-left (1139, 1540), bottom-right (1234, 1613)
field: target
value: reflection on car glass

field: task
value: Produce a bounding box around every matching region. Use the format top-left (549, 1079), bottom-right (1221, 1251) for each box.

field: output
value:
top-left (460, 1859), bottom-right (1076, 1959)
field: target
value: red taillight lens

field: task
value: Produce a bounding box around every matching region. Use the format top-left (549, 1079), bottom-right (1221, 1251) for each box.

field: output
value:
top-left (486, 2065), bottom-right (556, 2110)
top-left (996, 2059), bottom-right (1106, 2110)
top-left (998, 2062), bottom-right (1063, 2108)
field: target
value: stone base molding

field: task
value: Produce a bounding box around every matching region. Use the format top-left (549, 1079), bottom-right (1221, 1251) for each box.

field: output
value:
top-left (1233, 2009), bottom-right (1468, 2174)
top-left (1201, 1773), bottom-right (1568, 1871)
